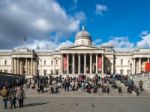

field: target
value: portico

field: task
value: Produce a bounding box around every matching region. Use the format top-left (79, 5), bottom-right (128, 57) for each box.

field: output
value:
top-left (62, 53), bottom-right (104, 75)
top-left (12, 48), bottom-right (38, 76)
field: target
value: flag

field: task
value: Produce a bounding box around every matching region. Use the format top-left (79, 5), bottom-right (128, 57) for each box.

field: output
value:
top-left (98, 56), bottom-right (102, 70)
top-left (63, 55), bottom-right (67, 70)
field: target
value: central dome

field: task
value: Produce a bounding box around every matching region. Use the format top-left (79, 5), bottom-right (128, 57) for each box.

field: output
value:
top-left (75, 26), bottom-right (92, 46)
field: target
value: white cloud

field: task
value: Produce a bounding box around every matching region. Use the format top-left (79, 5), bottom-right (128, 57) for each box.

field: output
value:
top-left (0, 0), bottom-right (85, 49)
top-left (137, 33), bottom-right (150, 48)
top-left (95, 4), bottom-right (108, 15)
top-left (101, 36), bottom-right (134, 48)
top-left (15, 39), bottom-right (74, 50)
top-left (93, 38), bottom-right (102, 45)
top-left (58, 41), bottom-right (74, 49)
top-left (140, 30), bottom-right (149, 36)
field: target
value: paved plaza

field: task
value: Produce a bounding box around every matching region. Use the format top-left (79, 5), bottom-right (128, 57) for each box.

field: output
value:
top-left (0, 97), bottom-right (150, 112)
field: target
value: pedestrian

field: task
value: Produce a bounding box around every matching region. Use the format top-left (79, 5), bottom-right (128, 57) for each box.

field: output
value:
top-left (139, 80), bottom-right (143, 91)
top-left (118, 87), bottom-right (122, 95)
top-left (8, 86), bottom-right (16, 109)
top-left (16, 86), bottom-right (25, 108)
top-left (0, 86), bottom-right (9, 109)
top-left (106, 86), bottom-right (110, 94)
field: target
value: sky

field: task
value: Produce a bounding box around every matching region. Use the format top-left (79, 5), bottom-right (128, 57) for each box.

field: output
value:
top-left (0, 0), bottom-right (150, 49)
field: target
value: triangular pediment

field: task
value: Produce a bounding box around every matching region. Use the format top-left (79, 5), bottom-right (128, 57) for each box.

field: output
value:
top-left (61, 45), bottom-right (99, 50)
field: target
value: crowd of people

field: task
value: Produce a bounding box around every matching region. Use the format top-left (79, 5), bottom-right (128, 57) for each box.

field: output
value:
top-left (29, 74), bottom-right (144, 96)
top-left (0, 85), bottom-right (25, 109)
top-left (0, 73), bottom-right (144, 109)
top-left (0, 76), bottom-right (25, 109)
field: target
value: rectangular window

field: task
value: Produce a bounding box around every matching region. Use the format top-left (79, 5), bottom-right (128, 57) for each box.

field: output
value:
top-left (5, 60), bottom-right (7, 65)
top-left (120, 69), bottom-right (124, 75)
top-left (43, 70), bottom-right (47, 75)
top-left (56, 60), bottom-right (58, 65)
top-left (120, 59), bottom-right (123, 65)
top-left (127, 70), bottom-right (131, 75)
top-left (51, 61), bottom-right (53, 66)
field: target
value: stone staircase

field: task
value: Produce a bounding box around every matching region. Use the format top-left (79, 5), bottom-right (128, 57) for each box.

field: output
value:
top-left (115, 81), bottom-right (136, 96)
top-left (23, 80), bottom-right (150, 97)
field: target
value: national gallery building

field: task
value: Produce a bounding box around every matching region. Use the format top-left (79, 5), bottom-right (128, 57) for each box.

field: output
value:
top-left (0, 27), bottom-right (150, 77)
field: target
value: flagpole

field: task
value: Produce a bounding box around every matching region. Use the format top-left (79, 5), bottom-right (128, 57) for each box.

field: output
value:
top-left (24, 36), bottom-right (27, 48)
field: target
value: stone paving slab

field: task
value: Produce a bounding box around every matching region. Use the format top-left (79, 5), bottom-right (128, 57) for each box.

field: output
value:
top-left (0, 97), bottom-right (150, 112)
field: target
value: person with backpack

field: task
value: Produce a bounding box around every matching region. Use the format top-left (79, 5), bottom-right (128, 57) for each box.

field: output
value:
top-left (0, 86), bottom-right (9, 109)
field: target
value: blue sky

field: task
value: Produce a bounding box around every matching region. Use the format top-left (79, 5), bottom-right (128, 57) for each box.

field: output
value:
top-left (0, 0), bottom-right (150, 49)
top-left (58, 0), bottom-right (150, 45)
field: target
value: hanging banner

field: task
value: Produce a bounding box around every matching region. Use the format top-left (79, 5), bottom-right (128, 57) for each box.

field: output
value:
top-left (98, 56), bottom-right (102, 70)
top-left (63, 55), bottom-right (67, 71)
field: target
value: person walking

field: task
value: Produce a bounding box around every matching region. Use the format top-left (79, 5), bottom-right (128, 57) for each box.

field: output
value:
top-left (0, 86), bottom-right (9, 109)
top-left (8, 86), bottom-right (17, 109)
top-left (139, 80), bottom-right (143, 91)
top-left (16, 86), bottom-right (25, 108)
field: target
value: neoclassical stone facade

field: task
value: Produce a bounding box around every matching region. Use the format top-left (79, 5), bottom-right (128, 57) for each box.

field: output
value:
top-left (0, 28), bottom-right (150, 77)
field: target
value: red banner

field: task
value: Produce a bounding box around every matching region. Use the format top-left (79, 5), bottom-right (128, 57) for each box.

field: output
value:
top-left (145, 62), bottom-right (150, 72)
top-left (63, 55), bottom-right (67, 70)
top-left (98, 56), bottom-right (102, 70)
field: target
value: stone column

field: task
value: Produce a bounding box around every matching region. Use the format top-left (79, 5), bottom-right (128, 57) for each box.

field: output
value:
top-left (14, 58), bottom-right (17, 74)
top-left (26, 58), bottom-right (28, 75)
top-left (16, 58), bottom-right (17, 74)
top-left (31, 58), bottom-right (33, 75)
top-left (90, 54), bottom-right (92, 74)
top-left (84, 54), bottom-right (87, 74)
top-left (29, 60), bottom-right (31, 75)
top-left (96, 54), bottom-right (98, 74)
top-left (61, 55), bottom-right (63, 74)
top-left (67, 54), bottom-right (69, 74)
top-left (111, 58), bottom-right (114, 74)
top-left (102, 54), bottom-right (104, 74)
top-left (16, 58), bottom-right (19, 74)
top-left (139, 58), bottom-right (141, 73)
top-left (33, 60), bottom-right (35, 75)
top-left (133, 58), bottom-right (136, 74)
top-left (19, 60), bottom-right (22, 75)
top-left (72, 54), bottom-right (75, 74)
top-left (12, 58), bottom-right (14, 74)
top-left (78, 54), bottom-right (81, 74)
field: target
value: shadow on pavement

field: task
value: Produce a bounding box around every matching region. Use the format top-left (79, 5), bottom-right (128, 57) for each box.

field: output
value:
top-left (24, 102), bottom-right (49, 107)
